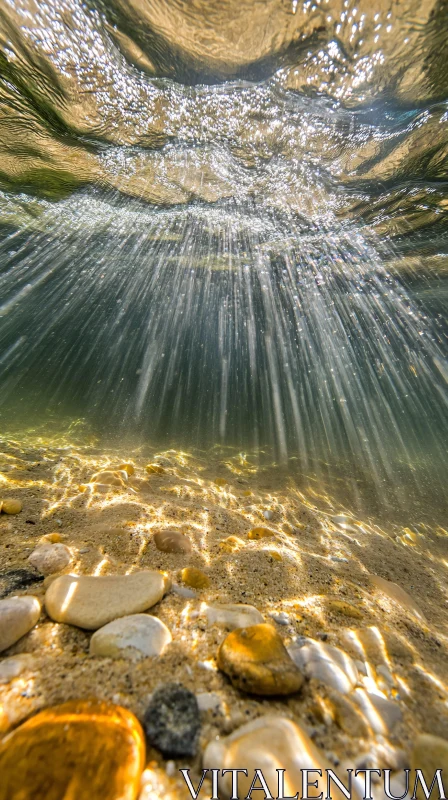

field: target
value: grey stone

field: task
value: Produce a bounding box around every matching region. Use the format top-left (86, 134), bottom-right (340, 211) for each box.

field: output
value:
top-left (144, 683), bottom-right (200, 757)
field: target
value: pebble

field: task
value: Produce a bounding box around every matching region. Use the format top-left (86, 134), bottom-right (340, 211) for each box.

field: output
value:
top-left (372, 575), bottom-right (425, 620)
top-left (217, 623), bottom-right (303, 695)
top-left (154, 530), bottom-right (192, 554)
top-left (270, 611), bottom-right (290, 626)
top-left (288, 638), bottom-right (358, 694)
top-left (0, 699), bottom-right (145, 800)
top-left (28, 543), bottom-right (72, 576)
top-left (203, 716), bottom-right (337, 799)
top-left (91, 470), bottom-right (126, 487)
top-left (144, 683), bottom-right (200, 757)
top-left (90, 614), bottom-right (172, 659)
top-left (206, 603), bottom-right (264, 629)
top-left (0, 569), bottom-right (44, 599)
top-left (248, 527), bottom-right (275, 540)
top-left (39, 533), bottom-right (62, 544)
top-left (146, 464), bottom-right (165, 474)
top-left (412, 734), bottom-right (448, 795)
top-left (179, 567), bottom-right (210, 589)
top-left (263, 510), bottom-right (274, 520)
top-left (0, 654), bottom-right (33, 684)
top-left (118, 463), bottom-right (135, 476)
top-left (45, 570), bottom-right (169, 630)
top-left (171, 583), bottom-right (196, 598)
top-left (330, 556), bottom-right (349, 563)
top-left (0, 499), bottom-right (23, 515)
top-left (0, 596), bottom-right (41, 653)
top-left (196, 692), bottom-right (222, 712)
top-left (326, 598), bottom-right (364, 619)
top-left (352, 688), bottom-right (402, 734)
top-left (219, 536), bottom-right (245, 552)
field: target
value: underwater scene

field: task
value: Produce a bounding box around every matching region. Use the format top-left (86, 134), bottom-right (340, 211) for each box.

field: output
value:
top-left (0, 0), bottom-right (447, 797)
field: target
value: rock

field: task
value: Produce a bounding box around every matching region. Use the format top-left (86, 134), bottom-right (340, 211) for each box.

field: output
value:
top-left (196, 692), bottom-right (222, 712)
top-left (326, 598), bottom-right (364, 619)
top-left (248, 527), bottom-right (275, 540)
top-left (0, 596), bottom-right (41, 653)
top-left (206, 603), bottom-right (264, 629)
top-left (28, 544), bottom-right (72, 576)
top-left (325, 690), bottom-right (369, 738)
top-left (263, 510), bottom-right (274, 520)
top-left (0, 569), bottom-right (44, 599)
top-left (39, 533), bottom-right (62, 544)
top-left (1, 499), bottom-right (22, 515)
top-left (146, 464), bottom-right (165, 474)
top-left (179, 567), bottom-right (210, 589)
top-left (144, 683), bottom-right (200, 757)
top-left (91, 470), bottom-right (126, 487)
top-left (371, 575), bottom-right (425, 620)
top-left (90, 614), bottom-right (172, 659)
top-left (412, 734), bottom-right (448, 800)
top-left (270, 611), bottom-right (290, 625)
top-left (118, 463), bottom-right (135, 476)
top-left (203, 716), bottom-right (344, 799)
top-left (154, 530), bottom-right (192, 554)
top-left (217, 623), bottom-right (303, 695)
top-left (0, 654), bottom-right (34, 684)
top-left (288, 638), bottom-right (358, 694)
top-left (45, 570), bottom-right (169, 630)
top-left (171, 583), bottom-right (196, 598)
top-left (0, 699), bottom-right (145, 800)
top-left (219, 536), bottom-right (245, 553)
top-left (214, 478), bottom-right (228, 487)
top-left (265, 549), bottom-right (282, 561)
top-left (352, 688), bottom-right (402, 734)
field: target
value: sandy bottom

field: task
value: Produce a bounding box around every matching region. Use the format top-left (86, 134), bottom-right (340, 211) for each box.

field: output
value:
top-left (0, 425), bottom-right (448, 797)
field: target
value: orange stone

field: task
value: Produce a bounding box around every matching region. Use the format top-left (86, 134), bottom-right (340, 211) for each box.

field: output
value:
top-left (219, 535), bottom-right (245, 553)
top-left (214, 478), bottom-right (228, 488)
top-left (118, 463), bottom-right (135, 476)
top-left (1, 499), bottom-right (23, 515)
top-left (217, 623), bottom-right (303, 696)
top-left (248, 526), bottom-right (274, 540)
top-left (179, 567), bottom-right (210, 589)
top-left (145, 464), bottom-right (165, 474)
top-left (0, 699), bottom-right (145, 800)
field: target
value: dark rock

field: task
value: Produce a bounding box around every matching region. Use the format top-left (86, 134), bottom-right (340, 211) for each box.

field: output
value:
top-left (0, 569), bottom-right (44, 598)
top-left (143, 683), bottom-right (200, 757)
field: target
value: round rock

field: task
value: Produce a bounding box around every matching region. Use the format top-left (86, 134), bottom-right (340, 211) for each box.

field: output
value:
top-left (206, 603), bottom-right (264, 629)
top-left (28, 544), bottom-right (72, 576)
top-left (45, 570), bottom-right (169, 630)
top-left (1, 499), bottom-right (23, 515)
top-left (0, 699), bottom-right (145, 800)
top-left (90, 614), bottom-right (172, 659)
top-left (247, 527), bottom-right (274, 540)
top-left (179, 567), bottom-right (210, 589)
top-left (144, 683), bottom-right (200, 758)
top-left (154, 530), bottom-right (192, 554)
top-left (217, 623), bottom-right (303, 695)
top-left (0, 596), bottom-right (41, 653)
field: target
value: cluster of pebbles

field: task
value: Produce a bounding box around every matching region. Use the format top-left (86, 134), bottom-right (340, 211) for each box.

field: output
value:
top-left (0, 440), bottom-right (447, 798)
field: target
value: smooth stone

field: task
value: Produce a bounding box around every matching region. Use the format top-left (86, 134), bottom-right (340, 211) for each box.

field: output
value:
top-left (412, 734), bottom-right (448, 799)
top-left (90, 614), bottom-right (172, 659)
top-left (206, 603), bottom-right (264, 629)
top-left (171, 583), bottom-right (196, 598)
top-left (214, 478), bottom-right (228, 487)
top-left (352, 688), bottom-right (402, 734)
top-left (0, 596), bottom-right (41, 653)
top-left (179, 567), bottom-right (210, 589)
top-left (0, 700), bottom-right (145, 800)
top-left (45, 570), bottom-right (169, 630)
top-left (196, 692), bottom-right (222, 712)
top-left (288, 638), bottom-right (358, 695)
top-left (248, 527), bottom-right (275, 539)
top-left (153, 530), bottom-right (192, 554)
top-left (270, 611), bottom-right (290, 625)
top-left (118, 463), bottom-right (135, 475)
top-left (1, 499), bottom-right (23, 515)
top-left (146, 464), bottom-right (165, 474)
top-left (326, 598), bottom-right (363, 619)
top-left (0, 654), bottom-right (34, 684)
top-left (0, 569), bottom-right (44, 599)
top-left (372, 575), bottom-right (425, 620)
top-left (28, 544), bottom-right (72, 576)
top-left (39, 533), bottom-right (62, 544)
top-left (144, 683), bottom-right (200, 757)
top-left (218, 623), bottom-right (303, 696)
top-left (203, 716), bottom-right (345, 800)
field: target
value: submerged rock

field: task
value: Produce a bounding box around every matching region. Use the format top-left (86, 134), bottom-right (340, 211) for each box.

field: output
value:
top-left (248, 527), bottom-right (275, 540)
top-left (0, 499), bottom-right (23, 515)
top-left (287, 638), bottom-right (358, 694)
top-left (0, 596), bottom-right (41, 653)
top-left (146, 464), bottom-right (165, 474)
top-left (206, 603), bottom-right (264, 629)
top-left (45, 571), bottom-right (169, 630)
top-left (28, 543), bottom-right (72, 576)
top-left (372, 575), bottom-right (425, 620)
top-left (218, 623), bottom-right (303, 695)
top-left (90, 614), bottom-right (172, 659)
top-left (179, 567), bottom-right (210, 589)
top-left (154, 530), bottom-right (192, 554)
top-left (144, 683), bottom-right (200, 757)
top-left (0, 700), bottom-right (145, 800)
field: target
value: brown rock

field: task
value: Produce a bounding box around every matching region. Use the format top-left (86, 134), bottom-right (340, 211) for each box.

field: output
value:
top-left (146, 464), bottom-right (165, 474)
top-left (179, 567), bottom-right (210, 589)
top-left (1, 499), bottom-right (23, 515)
top-left (248, 527), bottom-right (274, 540)
top-left (0, 699), bottom-right (145, 800)
top-left (217, 623), bottom-right (303, 695)
top-left (154, 530), bottom-right (192, 554)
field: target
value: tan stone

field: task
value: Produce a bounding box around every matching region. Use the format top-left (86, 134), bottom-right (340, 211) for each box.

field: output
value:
top-left (0, 700), bottom-right (145, 800)
top-left (217, 623), bottom-right (303, 695)
top-left (91, 471), bottom-right (125, 487)
top-left (1, 499), bottom-right (22, 515)
top-left (248, 527), bottom-right (274, 540)
top-left (0, 596), bottom-right (41, 653)
top-left (90, 614), bottom-right (172, 659)
top-left (45, 571), bottom-right (169, 630)
top-left (154, 530), bottom-right (192, 554)
top-left (179, 567), bottom-right (210, 589)
top-left (118, 463), bottom-right (135, 476)
top-left (206, 603), bottom-right (264, 629)
top-left (28, 543), bottom-right (72, 576)
top-left (372, 575), bottom-right (425, 620)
